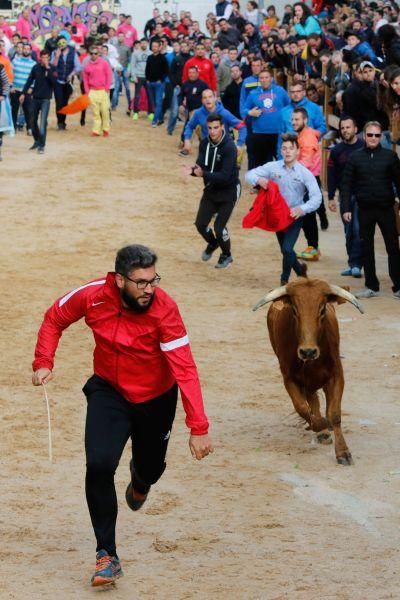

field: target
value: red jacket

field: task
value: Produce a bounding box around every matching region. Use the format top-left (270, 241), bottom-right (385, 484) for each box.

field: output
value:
top-left (242, 181), bottom-right (294, 232)
top-left (182, 56), bottom-right (217, 91)
top-left (33, 273), bottom-right (209, 435)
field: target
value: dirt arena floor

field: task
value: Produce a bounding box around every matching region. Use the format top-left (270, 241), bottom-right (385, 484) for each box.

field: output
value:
top-left (1, 104), bottom-right (399, 600)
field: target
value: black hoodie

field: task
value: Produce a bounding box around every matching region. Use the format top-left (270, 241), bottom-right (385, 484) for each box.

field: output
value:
top-left (195, 130), bottom-right (239, 191)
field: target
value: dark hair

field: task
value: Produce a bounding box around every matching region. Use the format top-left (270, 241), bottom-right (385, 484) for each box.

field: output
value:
top-left (379, 66), bottom-right (400, 112)
top-left (40, 49), bottom-right (50, 57)
top-left (293, 2), bottom-right (314, 24)
top-left (115, 245), bottom-right (158, 275)
top-left (293, 107), bottom-right (309, 119)
top-left (206, 112), bottom-right (223, 124)
top-left (339, 115), bottom-right (357, 131)
top-left (281, 133), bottom-right (299, 147)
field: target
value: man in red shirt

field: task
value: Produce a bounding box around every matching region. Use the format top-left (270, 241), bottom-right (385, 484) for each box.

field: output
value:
top-left (183, 42), bottom-right (217, 92)
top-left (116, 14), bottom-right (138, 48)
top-left (32, 244), bottom-right (213, 587)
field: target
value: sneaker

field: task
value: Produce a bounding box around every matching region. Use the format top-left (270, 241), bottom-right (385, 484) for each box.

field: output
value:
top-left (91, 550), bottom-right (123, 587)
top-left (125, 481), bottom-right (149, 511)
top-left (27, 129), bottom-right (32, 136)
top-left (297, 247), bottom-right (320, 261)
top-left (91, 132), bottom-right (101, 137)
top-left (393, 290), bottom-right (400, 300)
top-left (126, 110), bottom-right (131, 116)
top-left (201, 244), bottom-right (217, 262)
top-left (132, 112), bottom-right (139, 121)
top-left (341, 268), bottom-right (352, 276)
top-left (147, 113), bottom-right (154, 121)
top-left (215, 254), bottom-right (233, 269)
top-left (37, 147), bottom-right (45, 154)
top-left (29, 143), bottom-right (39, 150)
top-left (57, 123), bottom-right (66, 130)
top-left (178, 149), bottom-right (189, 157)
top-left (355, 288), bottom-right (379, 299)
top-left (103, 131), bottom-right (109, 137)
top-left (320, 214), bottom-right (329, 230)
top-left (296, 261), bottom-right (308, 278)
top-left (151, 122), bottom-right (157, 128)
top-left (351, 267), bottom-right (362, 278)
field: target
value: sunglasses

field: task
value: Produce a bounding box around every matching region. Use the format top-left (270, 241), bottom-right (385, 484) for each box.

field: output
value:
top-left (366, 133), bottom-right (381, 138)
top-left (90, 51), bottom-right (99, 55)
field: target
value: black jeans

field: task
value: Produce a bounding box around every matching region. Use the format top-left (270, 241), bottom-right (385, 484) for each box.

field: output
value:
top-left (252, 132), bottom-right (278, 167)
top-left (54, 82), bottom-right (72, 125)
top-left (31, 98), bottom-right (50, 148)
top-left (134, 77), bottom-right (153, 113)
top-left (358, 205), bottom-right (400, 292)
top-left (84, 375), bottom-right (178, 556)
top-left (195, 183), bottom-right (241, 255)
top-left (10, 90), bottom-right (32, 130)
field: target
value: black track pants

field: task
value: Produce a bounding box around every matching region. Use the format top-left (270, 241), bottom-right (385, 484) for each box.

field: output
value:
top-left (83, 375), bottom-right (178, 556)
top-left (194, 184), bottom-right (241, 255)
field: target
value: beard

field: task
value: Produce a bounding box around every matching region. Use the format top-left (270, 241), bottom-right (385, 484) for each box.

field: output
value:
top-left (120, 288), bottom-right (154, 313)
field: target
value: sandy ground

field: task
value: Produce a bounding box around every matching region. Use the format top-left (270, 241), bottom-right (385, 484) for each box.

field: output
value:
top-left (1, 103), bottom-right (399, 600)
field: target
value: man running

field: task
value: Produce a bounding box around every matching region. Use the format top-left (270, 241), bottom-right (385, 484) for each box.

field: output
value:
top-left (32, 244), bottom-right (213, 586)
top-left (184, 113), bottom-right (241, 268)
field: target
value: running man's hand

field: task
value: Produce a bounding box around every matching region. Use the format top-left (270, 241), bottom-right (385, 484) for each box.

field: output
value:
top-left (193, 164), bottom-right (203, 177)
top-left (343, 212), bottom-right (352, 223)
top-left (189, 434), bottom-right (214, 460)
top-left (257, 177), bottom-right (269, 189)
top-left (290, 206), bottom-right (304, 219)
top-left (183, 140), bottom-right (191, 152)
top-left (182, 165), bottom-right (194, 176)
top-left (328, 200), bottom-right (337, 212)
top-left (32, 368), bottom-right (53, 386)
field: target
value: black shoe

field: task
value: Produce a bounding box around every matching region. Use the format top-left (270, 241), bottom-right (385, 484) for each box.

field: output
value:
top-left (125, 482), bottom-right (148, 511)
top-left (201, 244), bottom-right (218, 262)
top-left (320, 214), bottom-right (329, 230)
top-left (215, 254), bottom-right (233, 269)
top-left (80, 120), bottom-right (86, 127)
top-left (296, 262), bottom-right (308, 278)
top-left (37, 146), bottom-right (45, 154)
top-left (29, 143), bottom-right (39, 150)
top-left (57, 123), bottom-right (66, 130)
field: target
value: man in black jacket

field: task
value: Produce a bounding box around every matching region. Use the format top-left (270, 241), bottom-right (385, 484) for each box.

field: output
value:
top-left (145, 40), bottom-right (168, 127)
top-left (341, 121), bottom-right (400, 299)
top-left (342, 61), bottom-right (389, 131)
top-left (221, 64), bottom-right (243, 118)
top-left (20, 49), bottom-right (57, 154)
top-left (184, 113), bottom-right (240, 268)
top-left (167, 41), bottom-right (191, 135)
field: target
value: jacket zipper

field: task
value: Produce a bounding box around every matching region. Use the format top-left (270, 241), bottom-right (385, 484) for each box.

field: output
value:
top-left (112, 309), bottom-right (122, 387)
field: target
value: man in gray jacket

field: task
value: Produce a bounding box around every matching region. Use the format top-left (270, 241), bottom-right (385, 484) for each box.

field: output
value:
top-left (130, 38), bottom-right (152, 120)
top-left (113, 32), bottom-right (131, 113)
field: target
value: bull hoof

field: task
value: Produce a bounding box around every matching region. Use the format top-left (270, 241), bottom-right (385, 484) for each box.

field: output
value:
top-left (317, 432), bottom-right (332, 445)
top-left (337, 453), bottom-right (354, 466)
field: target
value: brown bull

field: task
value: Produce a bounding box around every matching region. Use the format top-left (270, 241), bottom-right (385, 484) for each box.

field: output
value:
top-left (253, 278), bottom-right (364, 465)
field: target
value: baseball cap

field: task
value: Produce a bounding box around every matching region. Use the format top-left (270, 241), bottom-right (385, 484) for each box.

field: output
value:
top-left (360, 60), bottom-right (375, 70)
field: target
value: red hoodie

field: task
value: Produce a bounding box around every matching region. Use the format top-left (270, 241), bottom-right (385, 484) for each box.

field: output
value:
top-left (32, 273), bottom-right (209, 435)
top-left (182, 56), bottom-right (217, 91)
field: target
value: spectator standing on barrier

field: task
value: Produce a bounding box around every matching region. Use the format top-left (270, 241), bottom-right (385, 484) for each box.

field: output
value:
top-left (184, 113), bottom-right (241, 268)
top-left (246, 133), bottom-right (321, 285)
top-left (291, 107), bottom-right (323, 262)
top-left (341, 121), bottom-right (400, 299)
top-left (244, 68), bottom-right (290, 167)
top-left (31, 244), bottom-right (213, 587)
top-left (20, 49), bottom-right (57, 154)
top-left (328, 116), bottom-right (364, 278)
top-left (145, 40), bottom-right (168, 127)
top-left (130, 38), bottom-right (152, 122)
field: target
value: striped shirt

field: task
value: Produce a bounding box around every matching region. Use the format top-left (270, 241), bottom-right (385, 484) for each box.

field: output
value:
top-left (0, 63), bottom-right (10, 96)
top-left (11, 55), bottom-right (36, 91)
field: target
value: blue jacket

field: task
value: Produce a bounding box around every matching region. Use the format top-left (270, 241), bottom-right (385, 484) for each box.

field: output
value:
top-left (244, 84), bottom-right (290, 134)
top-left (183, 101), bottom-right (247, 146)
top-left (239, 74), bottom-right (260, 119)
top-left (294, 16), bottom-right (321, 36)
top-left (353, 41), bottom-right (379, 66)
top-left (278, 97), bottom-right (326, 156)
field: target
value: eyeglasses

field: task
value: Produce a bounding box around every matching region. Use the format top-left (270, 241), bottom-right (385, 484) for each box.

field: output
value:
top-left (124, 273), bottom-right (161, 289)
top-left (366, 133), bottom-right (381, 138)
top-left (90, 51), bottom-right (98, 55)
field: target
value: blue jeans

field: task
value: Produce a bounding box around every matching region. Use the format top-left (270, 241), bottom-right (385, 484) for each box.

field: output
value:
top-left (167, 85), bottom-right (180, 134)
top-left (31, 98), bottom-right (50, 148)
top-left (112, 68), bottom-right (131, 109)
top-left (276, 217), bottom-right (304, 283)
top-left (147, 81), bottom-right (165, 124)
top-left (341, 195), bottom-right (363, 269)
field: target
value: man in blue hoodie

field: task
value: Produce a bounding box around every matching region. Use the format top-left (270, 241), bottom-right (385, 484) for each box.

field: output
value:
top-left (280, 81), bottom-right (327, 142)
top-left (182, 88), bottom-right (247, 153)
top-left (239, 56), bottom-right (262, 169)
top-left (244, 68), bottom-right (290, 166)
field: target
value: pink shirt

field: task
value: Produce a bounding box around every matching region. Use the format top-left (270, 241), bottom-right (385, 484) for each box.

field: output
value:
top-left (116, 23), bottom-right (138, 47)
top-left (83, 57), bottom-right (113, 93)
top-left (16, 16), bottom-right (31, 41)
top-left (0, 22), bottom-right (13, 39)
top-left (72, 22), bottom-right (88, 46)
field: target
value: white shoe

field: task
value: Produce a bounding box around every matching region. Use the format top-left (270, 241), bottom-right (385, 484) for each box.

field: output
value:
top-left (355, 288), bottom-right (379, 299)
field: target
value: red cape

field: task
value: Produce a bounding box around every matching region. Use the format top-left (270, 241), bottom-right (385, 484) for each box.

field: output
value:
top-left (242, 180), bottom-right (295, 232)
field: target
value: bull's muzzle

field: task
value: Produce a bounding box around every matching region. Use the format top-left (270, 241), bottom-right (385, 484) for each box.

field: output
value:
top-left (298, 347), bottom-right (320, 361)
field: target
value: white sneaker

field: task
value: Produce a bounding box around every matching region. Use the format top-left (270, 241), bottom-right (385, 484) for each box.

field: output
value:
top-left (355, 288), bottom-right (379, 299)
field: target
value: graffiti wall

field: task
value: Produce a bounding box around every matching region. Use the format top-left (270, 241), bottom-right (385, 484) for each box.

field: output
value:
top-left (27, 1), bottom-right (117, 40)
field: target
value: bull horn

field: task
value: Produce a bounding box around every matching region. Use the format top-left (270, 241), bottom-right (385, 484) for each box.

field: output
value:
top-left (328, 284), bottom-right (365, 314)
top-left (253, 285), bottom-right (287, 311)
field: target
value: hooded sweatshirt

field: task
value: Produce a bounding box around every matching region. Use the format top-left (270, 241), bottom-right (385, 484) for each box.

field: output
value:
top-left (195, 130), bottom-right (239, 191)
top-left (184, 100), bottom-right (247, 145)
top-left (297, 126), bottom-right (321, 176)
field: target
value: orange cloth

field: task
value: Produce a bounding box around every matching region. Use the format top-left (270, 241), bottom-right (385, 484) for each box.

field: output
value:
top-left (297, 126), bottom-right (321, 176)
top-left (242, 181), bottom-right (294, 232)
top-left (58, 94), bottom-right (91, 114)
top-left (0, 55), bottom-right (13, 84)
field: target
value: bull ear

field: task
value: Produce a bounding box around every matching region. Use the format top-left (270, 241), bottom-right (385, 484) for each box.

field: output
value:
top-left (327, 294), bottom-right (347, 306)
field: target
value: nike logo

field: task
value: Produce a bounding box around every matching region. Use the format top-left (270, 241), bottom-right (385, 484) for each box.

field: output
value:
top-left (92, 301), bottom-right (105, 307)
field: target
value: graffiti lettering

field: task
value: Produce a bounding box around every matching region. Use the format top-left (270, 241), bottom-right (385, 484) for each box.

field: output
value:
top-left (28, 1), bottom-right (116, 40)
